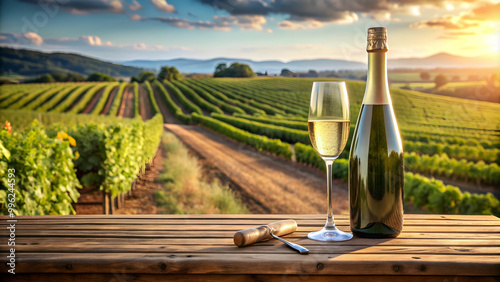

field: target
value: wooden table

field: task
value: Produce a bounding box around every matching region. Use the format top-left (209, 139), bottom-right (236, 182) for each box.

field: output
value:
top-left (1, 214), bottom-right (499, 281)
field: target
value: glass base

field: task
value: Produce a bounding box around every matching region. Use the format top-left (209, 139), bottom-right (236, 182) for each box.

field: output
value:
top-left (307, 226), bottom-right (353, 242)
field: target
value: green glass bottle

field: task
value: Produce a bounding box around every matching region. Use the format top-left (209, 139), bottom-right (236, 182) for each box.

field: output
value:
top-left (349, 27), bottom-right (404, 238)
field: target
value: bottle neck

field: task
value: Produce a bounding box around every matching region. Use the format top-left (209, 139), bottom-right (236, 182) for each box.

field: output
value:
top-left (362, 51), bottom-right (391, 105)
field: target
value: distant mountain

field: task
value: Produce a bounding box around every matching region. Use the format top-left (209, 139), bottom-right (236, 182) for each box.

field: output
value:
top-left (388, 52), bottom-right (498, 69)
top-left (119, 52), bottom-right (498, 74)
top-left (117, 58), bottom-right (367, 74)
top-left (0, 47), bottom-right (143, 77)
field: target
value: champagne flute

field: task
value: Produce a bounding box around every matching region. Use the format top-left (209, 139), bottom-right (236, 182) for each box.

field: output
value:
top-left (307, 81), bottom-right (353, 241)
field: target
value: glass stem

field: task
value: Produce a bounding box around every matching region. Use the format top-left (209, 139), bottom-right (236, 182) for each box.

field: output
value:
top-left (325, 159), bottom-right (336, 229)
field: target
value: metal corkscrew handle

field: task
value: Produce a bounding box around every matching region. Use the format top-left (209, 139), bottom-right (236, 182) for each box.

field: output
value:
top-left (265, 225), bottom-right (309, 255)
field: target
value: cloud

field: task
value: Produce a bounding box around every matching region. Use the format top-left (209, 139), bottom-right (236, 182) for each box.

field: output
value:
top-left (463, 2), bottom-right (500, 21)
top-left (133, 43), bottom-right (147, 50)
top-left (141, 15), bottom-right (267, 31)
top-left (18, 0), bottom-right (124, 14)
top-left (411, 15), bottom-right (479, 29)
top-left (129, 0), bottom-right (142, 11)
top-left (278, 20), bottom-right (324, 30)
top-left (151, 0), bottom-right (176, 13)
top-left (437, 31), bottom-right (477, 39)
top-left (0, 32), bottom-right (191, 55)
top-left (130, 14), bottom-right (142, 21)
top-left (45, 35), bottom-right (105, 46)
top-left (411, 2), bottom-right (498, 35)
top-left (0, 32), bottom-right (43, 46)
top-left (213, 15), bottom-right (267, 30)
top-left (196, 0), bottom-right (482, 24)
top-left (145, 17), bottom-right (230, 30)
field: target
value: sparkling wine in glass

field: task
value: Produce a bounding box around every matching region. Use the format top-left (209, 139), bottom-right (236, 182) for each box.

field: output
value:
top-left (307, 81), bottom-right (353, 241)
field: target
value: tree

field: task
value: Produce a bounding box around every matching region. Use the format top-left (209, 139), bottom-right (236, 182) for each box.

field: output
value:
top-left (158, 66), bottom-right (182, 81)
top-left (87, 72), bottom-right (116, 82)
top-left (420, 71), bottom-right (430, 81)
top-left (215, 63), bottom-right (227, 74)
top-left (280, 68), bottom-right (295, 77)
top-left (66, 73), bottom-right (86, 82)
top-left (38, 74), bottom-right (55, 83)
top-left (434, 74), bottom-right (448, 88)
top-left (131, 71), bottom-right (156, 83)
top-left (51, 73), bottom-right (68, 82)
top-left (214, 62), bottom-right (255, 78)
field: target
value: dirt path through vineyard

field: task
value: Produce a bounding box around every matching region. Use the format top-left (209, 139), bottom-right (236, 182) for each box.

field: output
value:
top-left (164, 124), bottom-right (349, 214)
top-left (138, 84), bottom-right (153, 120)
top-left (118, 86), bottom-right (134, 118)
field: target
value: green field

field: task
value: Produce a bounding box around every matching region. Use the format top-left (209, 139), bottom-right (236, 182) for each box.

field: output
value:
top-left (1, 78), bottom-right (499, 216)
top-left (391, 81), bottom-right (487, 89)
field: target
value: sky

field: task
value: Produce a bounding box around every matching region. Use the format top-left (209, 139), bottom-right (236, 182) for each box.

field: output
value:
top-left (0, 0), bottom-right (498, 63)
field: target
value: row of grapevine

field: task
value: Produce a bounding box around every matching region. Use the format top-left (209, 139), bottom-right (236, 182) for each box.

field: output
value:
top-left (0, 110), bottom-right (164, 214)
top-left (195, 80), bottom-right (272, 115)
top-left (0, 85), bottom-right (52, 108)
top-left (180, 80), bottom-right (245, 114)
top-left (19, 85), bottom-right (66, 111)
top-left (144, 80), bottom-right (160, 115)
top-left (67, 83), bottom-right (107, 114)
top-left (90, 82), bottom-right (119, 115)
top-left (162, 80), bottom-right (202, 115)
top-left (51, 84), bottom-right (94, 113)
top-left (405, 141), bottom-right (499, 164)
top-left (191, 80), bottom-right (266, 115)
top-left (153, 80), bottom-right (191, 123)
top-left (233, 113), bottom-right (308, 131)
top-left (211, 82), bottom-right (287, 115)
top-left (403, 132), bottom-right (500, 150)
top-left (172, 80), bottom-right (223, 114)
top-left (405, 152), bottom-right (500, 186)
top-left (211, 113), bottom-right (310, 145)
top-left (36, 85), bottom-right (80, 112)
top-left (405, 173), bottom-right (499, 216)
top-left (220, 82), bottom-right (308, 116)
top-left (107, 82), bottom-right (128, 116)
top-left (207, 80), bottom-right (303, 115)
top-left (133, 82), bottom-right (140, 118)
top-left (0, 121), bottom-right (80, 215)
top-left (7, 85), bottom-right (62, 110)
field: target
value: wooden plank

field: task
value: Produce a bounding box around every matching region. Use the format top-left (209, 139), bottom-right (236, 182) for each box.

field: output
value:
top-left (3, 244), bottom-right (499, 255)
top-left (8, 221), bottom-right (500, 230)
top-left (9, 225), bottom-right (500, 233)
top-left (1, 253), bottom-right (499, 276)
top-left (4, 214), bottom-right (499, 221)
top-left (6, 219), bottom-right (500, 226)
top-left (6, 237), bottom-right (500, 246)
top-left (2, 274), bottom-right (498, 282)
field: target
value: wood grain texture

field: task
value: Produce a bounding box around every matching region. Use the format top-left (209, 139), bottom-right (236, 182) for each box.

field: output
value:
top-left (0, 214), bottom-right (499, 280)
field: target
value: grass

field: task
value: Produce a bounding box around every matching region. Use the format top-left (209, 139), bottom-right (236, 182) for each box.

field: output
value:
top-left (155, 131), bottom-right (249, 214)
top-left (391, 81), bottom-right (486, 89)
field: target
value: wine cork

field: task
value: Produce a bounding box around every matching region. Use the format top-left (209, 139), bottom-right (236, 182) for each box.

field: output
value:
top-left (367, 27), bottom-right (388, 52)
top-left (233, 219), bottom-right (298, 247)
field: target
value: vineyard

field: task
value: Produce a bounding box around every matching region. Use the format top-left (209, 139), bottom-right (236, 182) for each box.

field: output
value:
top-left (0, 77), bottom-right (499, 216)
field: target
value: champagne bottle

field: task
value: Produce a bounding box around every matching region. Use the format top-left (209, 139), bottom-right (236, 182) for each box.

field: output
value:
top-left (349, 27), bottom-right (404, 238)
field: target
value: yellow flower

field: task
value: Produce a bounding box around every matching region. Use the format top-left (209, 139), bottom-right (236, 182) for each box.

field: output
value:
top-left (4, 121), bottom-right (12, 134)
top-left (56, 131), bottom-right (77, 147)
top-left (68, 136), bottom-right (76, 147)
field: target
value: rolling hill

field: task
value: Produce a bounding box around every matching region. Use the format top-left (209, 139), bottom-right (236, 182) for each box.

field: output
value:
top-left (0, 47), bottom-right (143, 77)
top-left (119, 53), bottom-right (498, 74)
top-left (389, 52), bottom-right (498, 69)
top-left (118, 58), bottom-right (367, 74)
